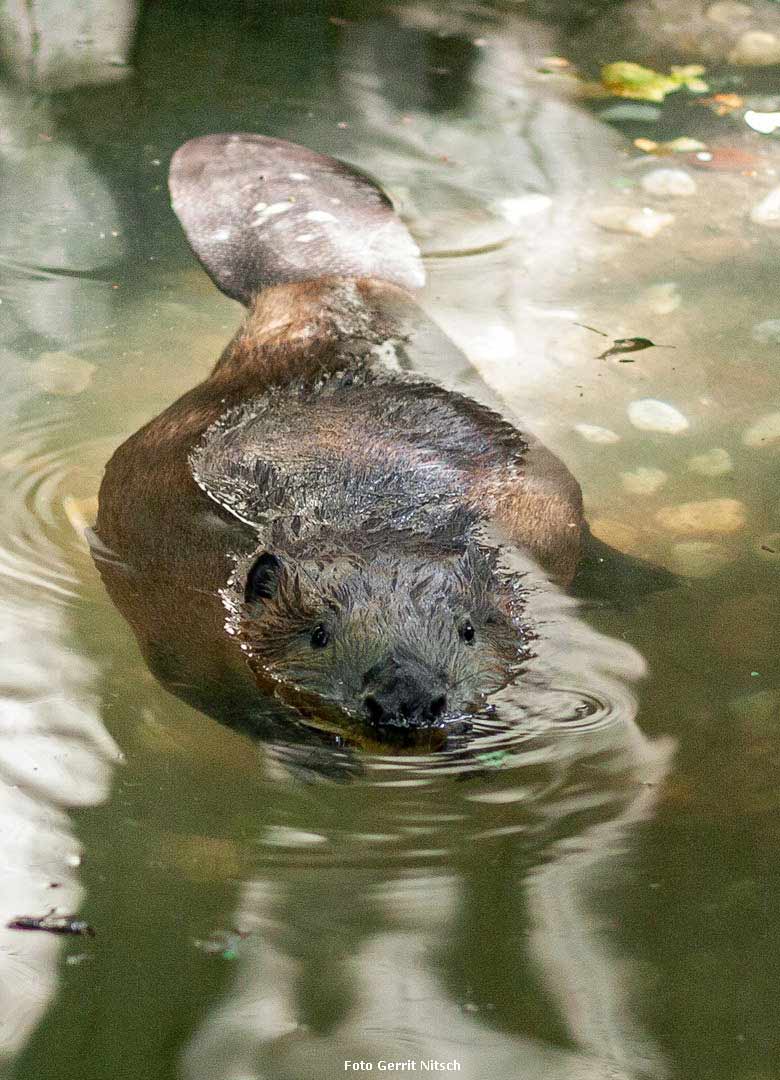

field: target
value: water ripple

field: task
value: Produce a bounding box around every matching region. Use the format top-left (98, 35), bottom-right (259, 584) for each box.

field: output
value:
top-left (0, 424), bottom-right (107, 601)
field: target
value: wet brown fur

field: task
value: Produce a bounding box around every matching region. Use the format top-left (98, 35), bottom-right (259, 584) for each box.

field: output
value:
top-left (95, 275), bottom-right (583, 742)
top-left (98, 277), bottom-right (582, 581)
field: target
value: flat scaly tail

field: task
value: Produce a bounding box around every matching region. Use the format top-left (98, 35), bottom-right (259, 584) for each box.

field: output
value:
top-left (168, 132), bottom-right (424, 305)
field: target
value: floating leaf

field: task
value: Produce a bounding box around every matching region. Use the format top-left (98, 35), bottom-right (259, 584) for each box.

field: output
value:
top-left (704, 92), bottom-right (744, 115)
top-left (634, 135), bottom-right (709, 156)
top-left (601, 61), bottom-right (708, 102)
top-left (671, 65), bottom-right (709, 93)
top-left (598, 337), bottom-right (665, 360)
top-left (661, 137), bottom-right (708, 153)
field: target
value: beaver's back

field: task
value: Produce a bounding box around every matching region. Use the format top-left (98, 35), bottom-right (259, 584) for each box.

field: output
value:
top-left (190, 366), bottom-right (529, 543)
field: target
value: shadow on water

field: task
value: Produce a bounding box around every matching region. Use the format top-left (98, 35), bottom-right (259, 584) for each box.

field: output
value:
top-left (0, 1), bottom-right (779, 1079)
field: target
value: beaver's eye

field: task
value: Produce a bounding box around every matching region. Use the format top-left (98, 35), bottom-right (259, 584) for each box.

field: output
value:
top-left (459, 621), bottom-right (475, 644)
top-left (310, 624), bottom-right (330, 648)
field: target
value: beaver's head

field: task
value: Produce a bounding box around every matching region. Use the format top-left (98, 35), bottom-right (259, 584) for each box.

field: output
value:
top-left (234, 540), bottom-right (528, 742)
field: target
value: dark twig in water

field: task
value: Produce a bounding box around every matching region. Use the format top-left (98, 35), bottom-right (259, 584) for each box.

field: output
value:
top-left (597, 337), bottom-right (676, 361)
top-left (573, 322), bottom-right (609, 337)
top-left (573, 323), bottom-right (676, 361)
top-left (7, 910), bottom-right (95, 937)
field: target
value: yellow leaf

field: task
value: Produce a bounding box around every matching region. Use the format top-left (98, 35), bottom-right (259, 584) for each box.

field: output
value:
top-left (601, 61), bottom-right (709, 102)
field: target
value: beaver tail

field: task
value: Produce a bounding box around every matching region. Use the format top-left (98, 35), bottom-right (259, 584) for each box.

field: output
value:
top-left (168, 133), bottom-right (424, 306)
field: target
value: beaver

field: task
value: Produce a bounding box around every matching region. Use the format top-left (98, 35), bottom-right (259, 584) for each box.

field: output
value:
top-left (94, 132), bottom-right (588, 748)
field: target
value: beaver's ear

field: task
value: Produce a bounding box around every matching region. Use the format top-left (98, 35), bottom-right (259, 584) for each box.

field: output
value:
top-left (245, 552), bottom-right (284, 603)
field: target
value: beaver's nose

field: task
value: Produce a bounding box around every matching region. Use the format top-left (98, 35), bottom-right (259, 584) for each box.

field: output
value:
top-left (363, 688), bottom-right (448, 730)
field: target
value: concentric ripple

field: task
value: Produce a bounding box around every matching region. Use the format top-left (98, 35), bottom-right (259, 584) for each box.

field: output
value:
top-left (242, 587), bottom-right (655, 870)
top-left (0, 415), bottom-right (109, 602)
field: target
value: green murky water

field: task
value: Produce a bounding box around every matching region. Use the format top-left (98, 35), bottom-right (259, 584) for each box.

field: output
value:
top-left (1, 2), bottom-right (779, 1079)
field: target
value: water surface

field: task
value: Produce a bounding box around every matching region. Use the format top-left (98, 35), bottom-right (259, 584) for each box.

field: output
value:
top-left (0, 3), bottom-right (779, 1079)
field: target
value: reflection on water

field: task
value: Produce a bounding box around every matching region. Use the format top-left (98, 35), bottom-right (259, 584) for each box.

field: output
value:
top-left (183, 724), bottom-right (672, 1080)
top-left (0, 74), bottom-right (125, 1068)
top-left (0, 2), bottom-right (779, 1079)
top-left (0, 595), bottom-right (121, 1065)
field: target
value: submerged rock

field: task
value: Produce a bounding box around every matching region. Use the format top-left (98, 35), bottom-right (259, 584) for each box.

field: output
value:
top-left (750, 186), bottom-right (780, 228)
top-left (640, 168), bottom-right (697, 197)
top-left (620, 466), bottom-right (668, 495)
top-left (745, 110), bottom-right (780, 135)
top-left (742, 411), bottom-right (780, 447)
top-left (642, 281), bottom-right (682, 315)
top-left (590, 205), bottom-right (674, 238)
top-left (655, 498), bottom-right (747, 535)
top-left (706, 2), bottom-right (752, 27)
top-left (668, 540), bottom-right (733, 578)
top-left (577, 0), bottom-right (780, 68)
top-left (573, 422), bottom-right (621, 444)
top-left (628, 399), bottom-right (689, 434)
top-left (687, 448), bottom-right (734, 476)
top-left (728, 29), bottom-right (780, 65)
top-left (29, 351), bottom-right (96, 395)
